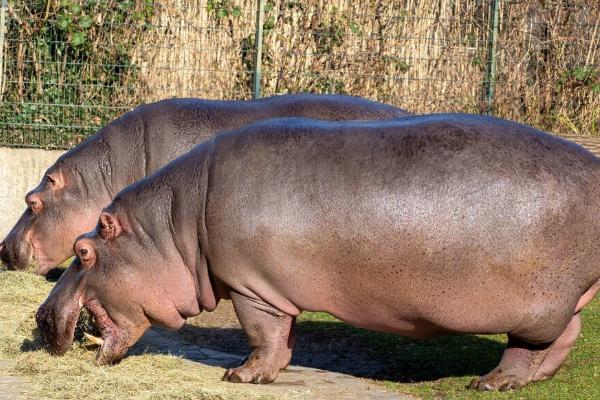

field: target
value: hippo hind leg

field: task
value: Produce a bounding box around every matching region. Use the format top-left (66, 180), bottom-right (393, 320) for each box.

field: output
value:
top-left (469, 312), bottom-right (582, 391)
top-left (533, 312), bottom-right (582, 381)
top-left (470, 276), bottom-right (600, 391)
top-left (223, 291), bottom-right (295, 384)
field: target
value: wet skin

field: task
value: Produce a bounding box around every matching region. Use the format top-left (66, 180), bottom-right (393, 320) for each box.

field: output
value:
top-left (37, 114), bottom-right (600, 390)
top-left (0, 94), bottom-right (411, 275)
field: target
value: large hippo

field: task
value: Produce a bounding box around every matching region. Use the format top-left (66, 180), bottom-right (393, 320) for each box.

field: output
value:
top-left (37, 114), bottom-right (600, 390)
top-left (0, 94), bottom-right (411, 275)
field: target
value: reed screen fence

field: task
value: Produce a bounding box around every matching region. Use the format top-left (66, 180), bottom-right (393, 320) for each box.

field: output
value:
top-left (0, 0), bottom-right (598, 149)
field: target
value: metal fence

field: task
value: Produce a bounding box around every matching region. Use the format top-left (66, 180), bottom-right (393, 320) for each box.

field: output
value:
top-left (0, 0), bottom-right (598, 149)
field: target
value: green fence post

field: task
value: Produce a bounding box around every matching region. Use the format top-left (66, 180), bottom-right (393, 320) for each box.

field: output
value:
top-left (253, 0), bottom-right (265, 99)
top-left (0, 0), bottom-right (8, 101)
top-left (484, 0), bottom-right (500, 115)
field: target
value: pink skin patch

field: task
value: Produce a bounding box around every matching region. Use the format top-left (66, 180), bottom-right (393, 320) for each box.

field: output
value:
top-left (30, 234), bottom-right (55, 274)
top-left (84, 299), bottom-right (131, 365)
top-left (576, 280), bottom-right (600, 313)
top-left (30, 220), bottom-right (91, 274)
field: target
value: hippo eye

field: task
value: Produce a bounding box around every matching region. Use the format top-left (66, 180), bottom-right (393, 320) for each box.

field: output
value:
top-left (75, 242), bottom-right (96, 268)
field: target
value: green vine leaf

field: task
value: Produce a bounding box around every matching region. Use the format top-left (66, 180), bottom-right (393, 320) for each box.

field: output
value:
top-left (70, 31), bottom-right (87, 47)
top-left (79, 15), bottom-right (93, 29)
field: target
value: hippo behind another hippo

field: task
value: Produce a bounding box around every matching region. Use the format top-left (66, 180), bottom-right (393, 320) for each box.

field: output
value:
top-left (37, 114), bottom-right (600, 390)
top-left (0, 94), bottom-right (411, 275)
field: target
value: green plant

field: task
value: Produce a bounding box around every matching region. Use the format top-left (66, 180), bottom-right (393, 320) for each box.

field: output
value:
top-left (384, 55), bottom-right (412, 73)
top-left (556, 66), bottom-right (599, 93)
top-left (313, 19), bottom-right (344, 53)
top-left (1, 0), bottom-right (155, 148)
top-left (206, 0), bottom-right (242, 20)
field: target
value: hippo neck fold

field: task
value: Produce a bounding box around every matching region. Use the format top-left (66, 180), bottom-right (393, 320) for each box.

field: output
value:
top-left (116, 140), bottom-right (218, 315)
top-left (191, 140), bottom-right (220, 311)
top-left (175, 140), bottom-right (218, 312)
top-left (59, 111), bottom-right (149, 205)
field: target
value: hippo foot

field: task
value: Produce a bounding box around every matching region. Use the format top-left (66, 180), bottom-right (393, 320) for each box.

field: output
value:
top-left (468, 370), bottom-right (527, 391)
top-left (223, 356), bottom-right (280, 384)
top-left (469, 313), bottom-right (583, 391)
top-left (224, 291), bottom-right (295, 384)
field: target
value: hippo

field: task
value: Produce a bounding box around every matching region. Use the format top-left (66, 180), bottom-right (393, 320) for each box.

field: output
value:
top-left (0, 94), bottom-right (411, 275)
top-left (36, 114), bottom-right (600, 390)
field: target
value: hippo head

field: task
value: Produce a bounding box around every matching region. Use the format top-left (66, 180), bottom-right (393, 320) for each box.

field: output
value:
top-left (35, 195), bottom-right (208, 364)
top-left (0, 160), bottom-right (105, 274)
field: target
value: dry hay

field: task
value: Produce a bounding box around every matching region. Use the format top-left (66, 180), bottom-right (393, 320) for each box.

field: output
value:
top-left (0, 271), bottom-right (275, 400)
top-left (133, 0), bottom-right (598, 135)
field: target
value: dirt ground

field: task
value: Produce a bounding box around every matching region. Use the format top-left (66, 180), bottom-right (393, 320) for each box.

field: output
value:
top-left (125, 300), bottom-right (417, 399)
top-left (131, 321), bottom-right (414, 400)
top-left (181, 301), bottom-right (392, 379)
top-left (0, 361), bottom-right (25, 400)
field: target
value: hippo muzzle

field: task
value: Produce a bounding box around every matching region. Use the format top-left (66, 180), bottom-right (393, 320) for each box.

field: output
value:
top-left (35, 258), bottom-right (135, 365)
top-left (36, 297), bottom-right (132, 365)
top-left (0, 214), bottom-right (34, 271)
top-left (35, 301), bottom-right (78, 356)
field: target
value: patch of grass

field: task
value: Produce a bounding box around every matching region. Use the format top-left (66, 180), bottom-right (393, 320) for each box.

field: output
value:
top-left (298, 297), bottom-right (600, 400)
top-left (0, 271), bottom-right (275, 400)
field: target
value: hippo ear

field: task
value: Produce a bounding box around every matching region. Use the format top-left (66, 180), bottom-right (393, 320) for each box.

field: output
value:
top-left (99, 213), bottom-right (122, 241)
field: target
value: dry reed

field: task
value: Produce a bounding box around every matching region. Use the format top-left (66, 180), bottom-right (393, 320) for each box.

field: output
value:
top-left (5, 0), bottom-right (599, 141)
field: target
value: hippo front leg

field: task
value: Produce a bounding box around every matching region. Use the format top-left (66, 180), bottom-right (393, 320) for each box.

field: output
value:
top-left (223, 291), bottom-right (295, 384)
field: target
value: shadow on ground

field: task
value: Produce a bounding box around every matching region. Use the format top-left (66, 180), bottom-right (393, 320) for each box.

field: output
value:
top-left (136, 300), bottom-right (506, 384)
top-left (20, 300), bottom-right (507, 385)
top-left (44, 268), bottom-right (66, 282)
top-left (172, 323), bottom-right (505, 383)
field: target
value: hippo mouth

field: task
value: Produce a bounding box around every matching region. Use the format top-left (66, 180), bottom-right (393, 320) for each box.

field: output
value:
top-left (82, 299), bottom-right (131, 365)
top-left (0, 233), bottom-right (56, 274)
top-left (37, 298), bottom-right (130, 365)
top-left (0, 236), bottom-right (34, 271)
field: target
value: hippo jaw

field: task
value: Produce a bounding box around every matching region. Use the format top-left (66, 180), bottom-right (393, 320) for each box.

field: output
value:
top-left (36, 295), bottom-right (136, 364)
top-left (84, 299), bottom-right (134, 365)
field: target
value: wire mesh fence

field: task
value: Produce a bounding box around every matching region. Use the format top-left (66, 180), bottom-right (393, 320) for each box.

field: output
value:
top-left (0, 0), bottom-right (598, 149)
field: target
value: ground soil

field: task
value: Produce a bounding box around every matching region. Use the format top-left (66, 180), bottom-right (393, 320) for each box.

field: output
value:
top-left (180, 300), bottom-right (394, 378)
top-left (128, 301), bottom-right (417, 400)
top-left (0, 361), bottom-right (26, 400)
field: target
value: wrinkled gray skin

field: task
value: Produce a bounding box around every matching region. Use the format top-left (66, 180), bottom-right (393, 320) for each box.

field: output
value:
top-left (0, 94), bottom-right (411, 275)
top-left (37, 114), bottom-right (600, 390)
